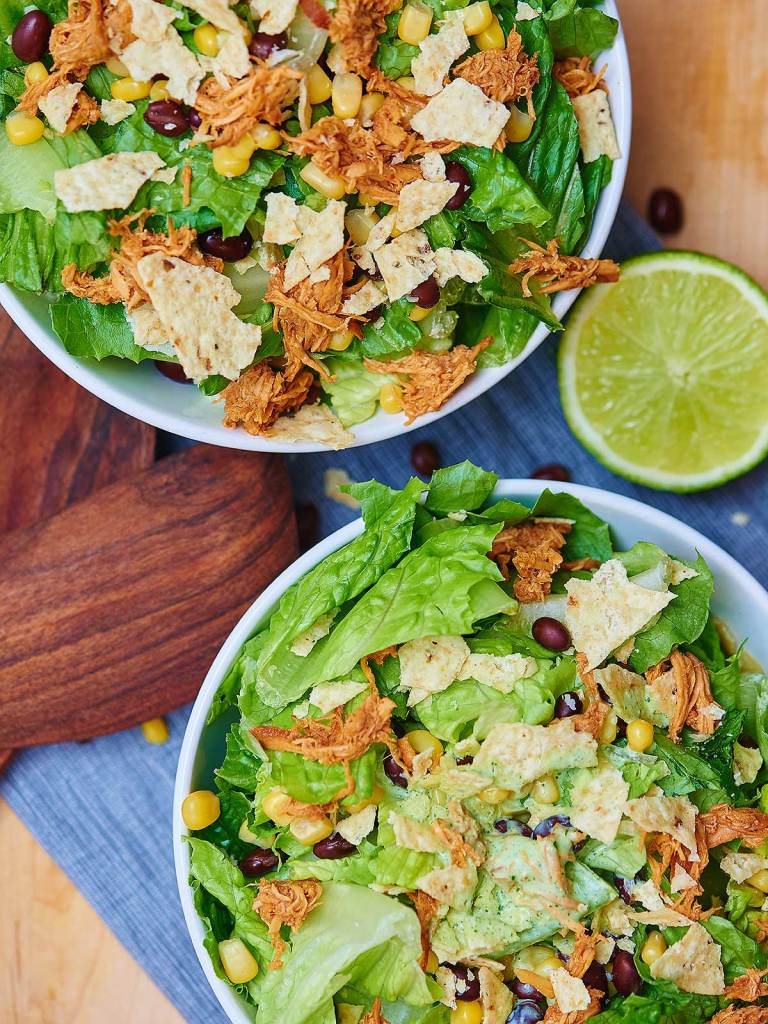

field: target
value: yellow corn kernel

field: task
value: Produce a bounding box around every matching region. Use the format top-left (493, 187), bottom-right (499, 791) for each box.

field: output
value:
top-left (640, 931), bottom-right (668, 966)
top-left (181, 790), bottom-right (221, 831)
top-left (218, 938), bottom-right (259, 984)
top-left (24, 61), bottom-right (49, 87)
top-left (359, 91), bottom-right (385, 125)
top-left (532, 774), bottom-right (560, 804)
top-left (231, 133), bottom-right (258, 159)
top-left (141, 717), bottom-right (168, 744)
top-left (289, 816), bottom-right (334, 845)
top-left (396, 75), bottom-right (417, 91)
top-left (251, 122), bottom-right (282, 150)
top-left (379, 382), bottom-right (403, 413)
top-left (475, 15), bottom-right (505, 50)
top-left (329, 330), bottom-right (355, 351)
top-left (306, 63), bottom-right (333, 104)
top-left (346, 783), bottom-right (385, 814)
top-left (506, 104), bottom-right (534, 143)
top-left (408, 303), bottom-right (433, 322)
top-left (463, 0), bottom-right (493, 35)
top-left (262, 787), bottom-right (294, 826)
top-left (450, 1002), bottom-right (484, 1024)
top-left (599, 708), bottom-right (619, 745)
top-left (517, 946), bottom-right (559, 972)
top-left (111, 76), bottom-right (152, 102)
top-left (299, 161), bottom-right (346, 199)
top-left (5, 112), bottom-right (45, 145)
top-left (106, 56), bottom-right (129, 76)
top-left (332, 72), bottom-right (363, 119)
top-left (345, 207), bottom-right (379, 245)
top-left (627, 718), bottom-right (654, 752)
top-left (747, 868), bottom-right (768, 894)
top-left (213, 146), bottom-right (251, 178)
top-left (478, 786), bottom-right (511, 805)
top-left (397, 1), bottom-right (433, 45)
top-left (238, 18), bottom-right (253, 45)
top-left (358, 192), bottom-right (378, 208)
top-left (426, 950), bottom-right (439, 974)
top-left (194, 23), bottom-right (220, 57)
top-left (149, 79), bottom-right (171, 101)
top-left (406, 729), bottom-right (443, 762)
top-left (514, 967), bottom-right (556, 1000)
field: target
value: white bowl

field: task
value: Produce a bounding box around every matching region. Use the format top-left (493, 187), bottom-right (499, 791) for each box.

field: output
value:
top-left (0, 5), bottom-right (631, 452)
top-left (173, 479), bottom-right (768, 1023)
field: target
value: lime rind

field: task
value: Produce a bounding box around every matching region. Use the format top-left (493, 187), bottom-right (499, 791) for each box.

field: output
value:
top-left (559, 251), bottom-right (768, 492)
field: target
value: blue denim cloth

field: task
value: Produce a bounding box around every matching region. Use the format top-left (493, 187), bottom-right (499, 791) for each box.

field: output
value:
top-left (3, 202), bottom-right (767, 1024)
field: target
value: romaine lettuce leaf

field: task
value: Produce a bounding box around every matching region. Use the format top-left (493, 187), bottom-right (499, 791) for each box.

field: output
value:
top-left (424, 461), bottom-right (498, 512)
top-left (321, 356), bottom-right (396, 427)
top-left (544, 1), bottom-right (619, 59)
top-left (0, 206), bottom-right (110, 293)
top-left (454, 303), bottom-right (537, 368)
top-left (269, 747), bottom-right (377, 806)
top-left (450, 145), bottom-right (551, 232)
top-left (359, 299), bottom-right (421, 359)
top-left (530, 488), bottom-right (613, 561)
top-left (50, 295), bottom-right (171, 362)
top-left (590, 982), bottom-right (720, 1024)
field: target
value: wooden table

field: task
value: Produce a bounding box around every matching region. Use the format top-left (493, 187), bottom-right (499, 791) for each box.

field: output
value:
top-left (2, 1), bottom-right (768, 1020)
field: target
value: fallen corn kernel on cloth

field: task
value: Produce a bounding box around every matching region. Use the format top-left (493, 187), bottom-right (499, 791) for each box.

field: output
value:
top-left (3, 202), bottom-right (768, 1024)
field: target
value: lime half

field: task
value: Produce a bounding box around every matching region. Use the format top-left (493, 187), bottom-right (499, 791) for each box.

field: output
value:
top-left (559, 251), bottom-right (768, 492)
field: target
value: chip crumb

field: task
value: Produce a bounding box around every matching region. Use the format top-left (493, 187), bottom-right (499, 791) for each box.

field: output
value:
top-left (731, 511), bottom-right (751, 527)
top-left (100, 97), bottom-right (135, 125)
top-left (54, 151), bottom-right (167, 213)
top-left (571, 89), bottom-right (621, 163)
top-left (324, 468), bottom-right (361, 508)
top-left (412, 15), bottom-right (469, 97)
top-left (267, 404), bottom-right (355, 448)
top-left (395, 178), bottom-right (459, 233)
top-left (410, 79), bottom-right (510, 149)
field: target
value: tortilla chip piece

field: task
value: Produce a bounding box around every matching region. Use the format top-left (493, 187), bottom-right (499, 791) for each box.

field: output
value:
top-left (650, 922), bottom-right (725, 995)
top-left (364, 338), bottom-right (491, 423)
top-left (372, 229), bottom-right (435, 302)
top-left (38, 81), bottom-right (83, 133)
top-left (551, 969), bottom-right (591, 1014)
top-left (253, 878), bottom-right (323, 970)
top-left (479, 965), bottom-right (515, 1024)
top-left (411, 78), bottom-right (510, 148)
top-left (251, 0), bottom-right (300, 33)
top-left (395, 179), bottom-right (459, 233)
top-left (624, 795), bottom-right (698, 857)
top-left (571, 89), bottom-right (621, 163)
top-left (398, 635), bottom-right (470, 706)
top-left (266, 403), bottom-right (355, 449)
top-left (412, 15), bottom-right (469, 96)
top-left (567, 763), bottom-right (629, 845)
top-left (100, 97), bottom-right (135, 124)
top-left (283, 200), bottom-right (347, 291)
top-left (119, 0), bottom-right (204, 105)
top-left (335, 803), bottom-right (377, 846)
top-left (433, 248), bottom-right (488, 287)
top-left (175, 0), bottom-right (241, 31)
top-left (341, 279), bottom-right (386, 316)
top-left (54, 152), bottom-right (166, 212)
top-left (565, 559), bottom-right (675, 670)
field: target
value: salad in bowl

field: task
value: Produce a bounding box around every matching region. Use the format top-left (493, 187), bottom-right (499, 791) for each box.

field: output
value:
top-left (0, 0), bottom-right (626, 449)
top-left (176, 463), bottom-right (768, 1024)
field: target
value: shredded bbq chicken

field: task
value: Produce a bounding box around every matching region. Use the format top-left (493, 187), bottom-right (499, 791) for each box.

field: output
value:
top-left (543, 988), bottom-right (603, 1024)
top-left (554, 57), bottom-right (608, 99)
top-left (253, 879), bottom-right (322, 970)
top-left (61, 211), bottom-right (222, 312)
top-left (490, 519), bottom-right (571, 602)
top-left (329, 0), bottom-right (402, 74)
top-left (723, 968), bottom-right (768, 1002)
top-left (221, 363), bottom-right (315, 435)
top-left (570, 699), bottom-right (610, 741)
top-left (646, 650), bottom-right (723, 742)
top-left (194, 62), bottom-right (302, 147)
top-left (454, 29), bottom-right (539, 115)
top-left (408, 891), bottom-right (439, 969)
top-left (699, 805), bottom-right (768, 849)
top-left (565, 925), bottom-right (603, 979)
top-left (50, 0), bottom-right (112, 78)
top-left (710, 1009), bottom-right (768, 1024)
top-left (508, 238), bottom-right (620, 296)
top-left (360, 999), bottom-right (389, 1024)
top-left (364, 337), bottom-right (491, 423)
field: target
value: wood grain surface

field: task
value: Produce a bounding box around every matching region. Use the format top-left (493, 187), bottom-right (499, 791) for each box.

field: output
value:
top-left (3, 2), bottom-right (768, 1021)
top-left (0, 444), bottom-right (297, 747)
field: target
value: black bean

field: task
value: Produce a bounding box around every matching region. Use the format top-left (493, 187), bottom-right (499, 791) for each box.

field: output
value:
top-left (154, 360), bottom-right (190, 383)
top-left (313, 832), bottom-right (357, 859)
top-left (295, 503), bottom-right (319, 552)
top-left (249, 31), bottom-right (288, 59)
top-left (239, 848), bottom-right (279, 876)
top-left (532, 815), bottom-right (573, 839)
top-left (455, 754), bottom-right (474, 766)
top-left (144, 99), bottom-right (189, 137)
top-left (444, 162), bottom-right (472, 210)
top-left (198, 226), bottom-right (254, 262)
top-left (409, 275), bottom-right (440, 309)
top-left (447, 963), bottom-right (480, 1001)
top-left (532, 617), bottom-right (571, 652)
top-left (581, 960), bottom-right (608, 994)
top-left (411, 440), bottom-right (441, 476)
top-left (554, 691), bottom-right (583, 718)
top-left (647, 188), bottom-right (683, 234)
top-left (188, 108), bottom-right (202, 129)
top-left (615, 877), bottom-right (633, 904)
top-left (494, 817), bottom-right (532, 837)
top-left (611, 949), bottom-right (643, 996)
top-left (383, 752), bottom-right (408, 788)
top-left (531, 463), bottom-right (570, 481)
top-left (506, 1000), bottom-right (544, 1024)
top-left (12, 9), bottom-right (52, 63)
top-left (510, 978), bottom-right (546, 1002)
top-left (739, 733), bottom-right (759, 749)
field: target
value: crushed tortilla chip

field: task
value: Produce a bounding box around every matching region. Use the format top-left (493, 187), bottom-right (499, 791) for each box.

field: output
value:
top-left (329, 0), bottom-right (401, 74)
top-left (253, 878), bottom-right (322, 970)
top-left (288, 116), bottom-right (423, 205)
top-left (408, 890), bottom-right (438, 969)
top-left (509, 238), bottom-right (620, 296)
top-left (454, 28), bottom-right (539, 115)
top-left (710, 1010), bottom-right (768, 1024)
top-left (62, 210), bottom-right (221, 312)
top-left (554, 57), bottom-right (608, 99)
top-left (649, 921), bottom-right (725, 995)
top-left (194, 61), bottom-right (302, 147)
top-left (221, 362), bottom-right (314, 435)
top-left (490, 519), bottom-right (571, 602)
top-left (699, 805), bottom-right (768, 850)
top-left (647, 651), bottom-right (723, 742)
top-left (364, 338), bottom-right (491, 424)
top-left (49, 0), bottom-right (112, 79)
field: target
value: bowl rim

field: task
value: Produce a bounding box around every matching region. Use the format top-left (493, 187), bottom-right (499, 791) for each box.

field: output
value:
top-left (0, 0), bottom-right (631, 453)
top-left (173, 479), bottom-right (768, 1024)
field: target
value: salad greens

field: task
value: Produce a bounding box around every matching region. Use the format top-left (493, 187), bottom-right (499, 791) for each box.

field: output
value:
top-left (184, 461), bottom-right (768, 1023)
top-left (2, 0), bottom-right (619, 443)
